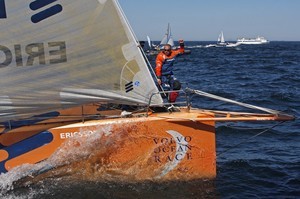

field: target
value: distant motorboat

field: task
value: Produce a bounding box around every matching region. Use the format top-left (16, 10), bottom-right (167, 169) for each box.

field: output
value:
top-left (224, 42), bottom-right (241, 47)
top-left (205, 44), bottom-right (218, 48)
top-left (237, 36), bottom-right (270, 44)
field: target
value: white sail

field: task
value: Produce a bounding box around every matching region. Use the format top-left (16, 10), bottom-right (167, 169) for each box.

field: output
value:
top-left (218, 31), bottom-right (225, 44)
top-left (160, 32), bottom-right (169, 46)
top-left (159, 23), bottom-right (174, 47)
top-left (146, 35), bottom-right (152, 49)
top-left (167, 25), bottom-right (175, 47)
top-left (0, 0), bottom-right (163, 122)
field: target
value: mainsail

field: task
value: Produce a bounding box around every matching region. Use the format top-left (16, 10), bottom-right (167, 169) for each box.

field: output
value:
top-left (0, 0), bottom-right (162, 122)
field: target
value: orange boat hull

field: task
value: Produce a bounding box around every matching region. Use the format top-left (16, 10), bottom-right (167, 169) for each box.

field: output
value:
top-left (0, 108), bottom-right (216, 181)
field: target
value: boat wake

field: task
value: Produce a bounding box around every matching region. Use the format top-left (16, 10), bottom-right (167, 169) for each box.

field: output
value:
top-left (0, 123), bottom-right (168, 191)
top-left (0, 123), bottom-right (216, 198)
top-left (185, 45), bottom-right (204, 48)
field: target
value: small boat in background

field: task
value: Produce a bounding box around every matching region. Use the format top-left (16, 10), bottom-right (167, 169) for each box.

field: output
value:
top-left (159, 23), bottom-right (175, 49)
top-left (205, 31), bottom-right (241, 48)
top-left (146, 23), bottom-right (191, 55)
top-left (217, 31), bottom-right (226, 46)
top-left (237, 36), bottom-right (270, 44)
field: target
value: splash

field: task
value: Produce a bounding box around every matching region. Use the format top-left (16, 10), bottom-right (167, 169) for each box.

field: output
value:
top-left (0, 121), bottom-right (161, 194)
top-left (0, 124), bottom-right (113, 193)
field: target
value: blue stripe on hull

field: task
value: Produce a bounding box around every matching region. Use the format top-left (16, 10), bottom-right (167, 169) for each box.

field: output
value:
top-left (0, 131), bottom-right (53, 173)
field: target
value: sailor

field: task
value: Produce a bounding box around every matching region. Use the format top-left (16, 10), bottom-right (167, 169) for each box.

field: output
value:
top-left (155, 40), bottom-right (184, 103)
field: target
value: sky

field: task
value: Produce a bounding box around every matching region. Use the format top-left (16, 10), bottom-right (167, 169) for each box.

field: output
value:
top-left (119, 0), bottom-right (300, 41)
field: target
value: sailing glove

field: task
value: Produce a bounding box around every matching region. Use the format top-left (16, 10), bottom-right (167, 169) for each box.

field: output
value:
top-left (179, 39), bottom-right (184, 47)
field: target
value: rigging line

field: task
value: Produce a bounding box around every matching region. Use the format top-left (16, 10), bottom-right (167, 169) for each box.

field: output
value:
top-left (217, 121), bottom-right (286, 157)
top-left (139, 45), bottom-right (168, 99)
top-left (139, 45), bottom-right (157, 81)
top-left (116, 0), bottom-right (168, 100)
top-left (116, 0), bottom-right (161, 93)
top-left (225, 123), bottom-right (273, 130)
top-left (186, 88), bottom-right (281, 115)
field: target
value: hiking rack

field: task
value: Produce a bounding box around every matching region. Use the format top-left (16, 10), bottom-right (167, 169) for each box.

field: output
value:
top-left (147, 89), bottom-right (191, 115)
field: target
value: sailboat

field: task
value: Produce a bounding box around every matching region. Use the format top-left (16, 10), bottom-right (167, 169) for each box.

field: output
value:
top-left (159, 23), bottom-right (175, 49)
top-left (145, 35), bottom-right (159, 56)
top-left (147, 35), bottom-right (153, 49)
top-left (148, 23), bottom-right (191, 55)
top-left (0, 0), bottom-right (294, 182)
top-left (206, 31), bottom-right (241, 48)
top-left (217, 31), bottom-right (226, 46)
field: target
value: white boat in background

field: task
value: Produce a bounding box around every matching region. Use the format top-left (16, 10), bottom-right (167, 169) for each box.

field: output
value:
top-left (147, 23), bottom-right (174, 51)
top-left (217, 31), bottom-right (226, 46)
top-left (146, 23), bottom-right (191, 55)
top-left (237, 36), bottom-right (270, 44)
top-left (146, 35), bottom-right (158, 49)
top-left (147, 35), bottom-right (152, 49)
top-left (225, 42), bottom-right (242, 47)
top-left (205, 31), bottom-right (241, 48)
top-left (159, 23), bottom-right (175, 49)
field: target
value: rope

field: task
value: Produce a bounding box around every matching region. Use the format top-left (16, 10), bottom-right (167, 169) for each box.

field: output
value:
top-left (225, 123), bottom-right (272, 130)
top-left (217, 121), bottom-right (286, 157)
top-left (186, 88), bottom-right (281, 115)
top-left (139, 45), bottom-right (168, 99)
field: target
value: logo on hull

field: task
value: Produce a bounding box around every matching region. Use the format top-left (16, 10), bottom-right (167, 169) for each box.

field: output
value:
top-left (153, 130), bottom-right (193, 179)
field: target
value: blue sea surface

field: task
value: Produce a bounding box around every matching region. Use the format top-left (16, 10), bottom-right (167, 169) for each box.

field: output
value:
top-left (181, 41), bottom-right (300, 198)
top-left (1, 42), bottom-right (299, 198)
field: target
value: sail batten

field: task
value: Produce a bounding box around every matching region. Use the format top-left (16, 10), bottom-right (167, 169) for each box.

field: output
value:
top-left (0, 0), bottom-right (162, 122)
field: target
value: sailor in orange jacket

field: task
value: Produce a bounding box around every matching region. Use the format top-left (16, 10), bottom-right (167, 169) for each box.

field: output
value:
top-left (155, 40), bottom-right (184, 102)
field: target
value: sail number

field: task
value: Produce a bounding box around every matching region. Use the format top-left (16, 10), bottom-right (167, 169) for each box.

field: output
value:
top-left (0, 0), bottom-right (6, 18)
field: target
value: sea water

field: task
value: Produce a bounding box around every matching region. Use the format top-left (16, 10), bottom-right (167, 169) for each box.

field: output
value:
top-left (0, 41), bottom-right (299, 198)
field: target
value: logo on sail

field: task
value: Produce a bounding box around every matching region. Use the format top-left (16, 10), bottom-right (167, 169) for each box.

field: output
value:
top-left (125, 81), bottom-right (133, 93)
top-left (0, 41), bottom-right (67, 68)
top-left (0, 0), bottom-right (7, 18)
top-left (29, 0), bottom-right (63, 23)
